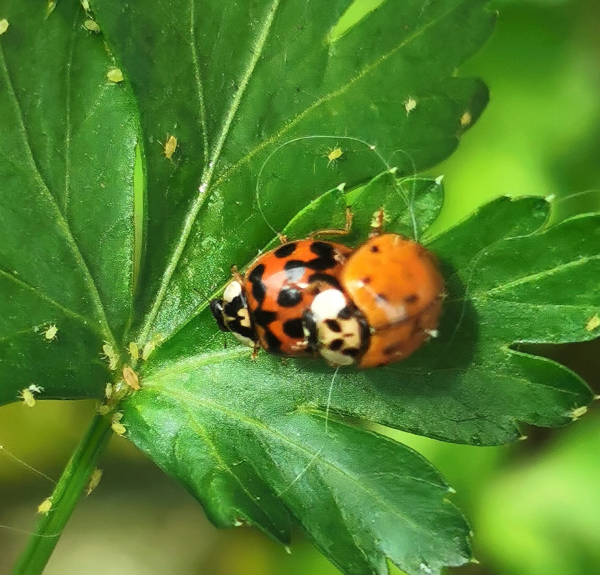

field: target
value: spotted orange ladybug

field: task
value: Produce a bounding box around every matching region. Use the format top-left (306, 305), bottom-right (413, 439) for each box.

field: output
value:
top-left (210, 213), bottom-right (444, 368)
top-left (210, 239), bottom-right (357, 356)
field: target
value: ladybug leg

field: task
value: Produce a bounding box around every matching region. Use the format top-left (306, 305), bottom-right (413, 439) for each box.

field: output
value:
top-left (309, 207), bottom-right (353, 239)
top-left (230, 264), bottom-right (244, 284)
top-left (369, 208), bottom-right (385, 237)
top-left (251, 341), bottom-right (260, 360)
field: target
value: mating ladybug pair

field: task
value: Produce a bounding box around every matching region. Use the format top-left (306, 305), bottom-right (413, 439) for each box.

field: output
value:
top-left (210, 211), bottom-right (444, 368)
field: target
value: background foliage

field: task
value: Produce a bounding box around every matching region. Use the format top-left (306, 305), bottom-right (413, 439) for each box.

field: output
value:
top-left (1, 0), bottom-right (599, 574)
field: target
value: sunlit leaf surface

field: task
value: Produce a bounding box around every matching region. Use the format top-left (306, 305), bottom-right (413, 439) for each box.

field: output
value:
top-left (2, 1), bottom-right (598, 574)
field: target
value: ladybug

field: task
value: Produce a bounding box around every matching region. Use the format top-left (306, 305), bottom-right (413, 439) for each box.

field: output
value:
top-left (210, 215), bottom-right (444, 368)
top-left (210, 239), bottom-right (361, 356)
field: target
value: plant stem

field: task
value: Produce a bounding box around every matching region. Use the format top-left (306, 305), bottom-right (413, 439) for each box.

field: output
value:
top-left (11, 412), bottom-right (113, 575)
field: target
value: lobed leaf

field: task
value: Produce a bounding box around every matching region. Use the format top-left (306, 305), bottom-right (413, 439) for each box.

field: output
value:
top-left (3, 1), bottom-right (599, 574)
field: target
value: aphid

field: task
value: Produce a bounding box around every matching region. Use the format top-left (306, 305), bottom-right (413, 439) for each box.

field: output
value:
top-left (84, 20), bottom-right (100, 33)
top-left (102, 342), bottom-right (119, 370)
top-left (404, 97), bottom-right (417, 114)
top-left (111, 412), bottom-right (126, 435)
top-left (326, 147), bottom-right (343, 167)
top-left (141, 334), bottom-right (162, 361)
top-left (86, 469), bottom-right (103, 496)
top-left (122, 365), bottom-right (140, 391)
top-left (19, 385), bottom-right (44, 407)
top-left (585, 314), bottom-right (600, 332)
top-left (107, 68), bottom-right (123, 83)
top-left (44, 324), bottom-right (58, 341)
top-left (0, 19), bottom-right (9, 35)
top-left (460, 111), bottom-right (472, 127)
top-left (37, 498), bottom-right (53, 515)
top-left (128, 341), bottom-right (140, 361)
top-left (162, 134), bottom-right (178, 161)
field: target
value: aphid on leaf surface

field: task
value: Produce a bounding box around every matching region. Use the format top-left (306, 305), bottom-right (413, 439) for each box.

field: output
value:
top-left (122, 365), bottom-right (140, 391)
top-left (84, 19), bottom-right (100, 33)
top-left (44, 324), bottom-right (58, 341)
top-left (128, 341), bottom-right (139, 360)
top-left (19, 385), bottom-right (44, 407)
top-left (585, 314), bottom-right (600, 332)
top-left (111, 412), bottom-right (126, 435)
top-left (404, 97), bottom-right (417, 114)
top-left (0, 19), bottom-right (9, 35)
top-left (162, 134), bottom-right (178, 161)
top-left (107, 68), bottom-right (123, 83)
top-left (326, 147), bottom-right (343, 167)
top-left (102, 342), bottom-right (119, 370)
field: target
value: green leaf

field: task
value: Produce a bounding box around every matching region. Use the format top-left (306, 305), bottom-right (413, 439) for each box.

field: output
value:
top-left (123, 193), bottom-right (597, 575)
top-left (126, 370), bottom-right (471, 575)
top-left (0, 0), bottom-right (139, 405)
top-left (3, 1), bottom-right (598, 575)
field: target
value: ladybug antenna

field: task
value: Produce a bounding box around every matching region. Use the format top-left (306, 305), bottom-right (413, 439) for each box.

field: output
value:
top-left (193, 286), bottom-right (213, 307)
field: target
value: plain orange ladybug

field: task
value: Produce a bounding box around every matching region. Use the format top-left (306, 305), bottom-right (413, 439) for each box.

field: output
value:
top-left (211, 209), bottom-right (444, 368)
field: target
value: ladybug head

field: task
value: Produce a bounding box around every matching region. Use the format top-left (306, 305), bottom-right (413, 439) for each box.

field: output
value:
top-left (210, 280), bottom-right (257, 348)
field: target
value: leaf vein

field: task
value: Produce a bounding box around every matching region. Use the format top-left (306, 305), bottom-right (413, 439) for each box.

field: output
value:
top-left (138, 0), bottom-right (282, 343)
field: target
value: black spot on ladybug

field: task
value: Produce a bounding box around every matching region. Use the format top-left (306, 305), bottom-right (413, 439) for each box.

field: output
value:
top-left (253, 309), bottom-right (277, 327)
top-left (274, 243), bottom-right (297, 258)
top-left (329, 338), bottom-right (344, 351)
top-left (310, 241), bottom-right (335, 258)
top-left (338, 306), bottom-right (353, 320)
top-left (362, 277), bottom-right (372, 285)
top-left (307, 242), bottom-right (337, 270)
top-left (277, 287), bottom-right (303, 307)
top-left (325, 319), bottom-right (342, 333)
top-left (375, 293), bottom-right (388, 303)
top-left (264, 329), bottom-right (282, 352)
top-left (283, 318), bottom-right (304, 339)
top-left (248, 264), bottom-right (267, 304)
top-left (370, 245), bottom-right (380, 253)
top-left (307, 273), bottom-right (342, 290)
top-left (405, 294), bottom-right (419, 304)
top-left (342, 347), bottom-right (360, 357)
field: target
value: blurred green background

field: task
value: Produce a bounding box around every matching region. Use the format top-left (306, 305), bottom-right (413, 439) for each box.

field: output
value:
top-left (1, 0), bottom-right (599, 573)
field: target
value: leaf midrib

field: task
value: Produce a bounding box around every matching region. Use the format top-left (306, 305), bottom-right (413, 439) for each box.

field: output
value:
top-left (138, 0), bottom-right (282, 344)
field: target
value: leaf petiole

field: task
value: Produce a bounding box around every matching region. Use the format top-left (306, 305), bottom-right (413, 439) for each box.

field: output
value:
top-left (11, 412), bottom-right (113, 575)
